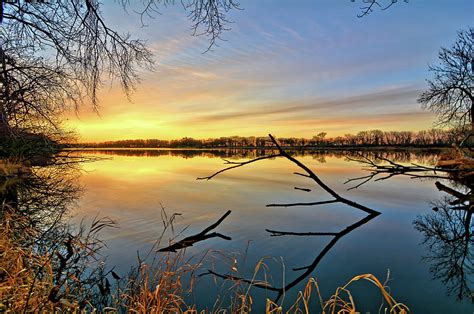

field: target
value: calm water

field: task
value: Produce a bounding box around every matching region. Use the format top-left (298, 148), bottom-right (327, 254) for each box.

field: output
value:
top-left (71, 149), bottom-right (472, 313)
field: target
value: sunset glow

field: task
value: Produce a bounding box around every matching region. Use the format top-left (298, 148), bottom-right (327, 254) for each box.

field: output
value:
top-left (64, 1), bottom-right (473, 142)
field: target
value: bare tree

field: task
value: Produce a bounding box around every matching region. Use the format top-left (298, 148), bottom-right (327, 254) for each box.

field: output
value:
top-left (0, 0), bottom-right (241, 140)
top-left (418, 28), bottom-right (474, 131)
top-left (120, 0), bottom-right (240, 52)
top-left (352, 0), bottom-right (408, 18)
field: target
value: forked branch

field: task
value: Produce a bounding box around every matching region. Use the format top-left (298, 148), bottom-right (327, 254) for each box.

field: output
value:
top-left (158, 210), bottom-right (232, 252)
top-left (198, 134), bottom-right (380, 302)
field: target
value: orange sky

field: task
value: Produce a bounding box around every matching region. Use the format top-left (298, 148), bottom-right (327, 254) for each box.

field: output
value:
top-left (64, 1), bottom-right (472, 142)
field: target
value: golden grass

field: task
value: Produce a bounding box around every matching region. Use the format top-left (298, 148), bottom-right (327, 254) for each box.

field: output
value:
top-left (0, 219), bottom-right (410, 313)
top-left (266, 274), bottom-right (409, 314)
top-left (0, 205), bottom-right (409, 313)
top-left (0, 210), bottom-right (56, 312)
top-left (0, 159), bottom-right (27, 176)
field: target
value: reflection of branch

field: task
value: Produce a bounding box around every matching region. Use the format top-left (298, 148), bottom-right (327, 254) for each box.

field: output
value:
top-left (435, 181), bottom-right (469, 201)
top-left (199, 269), bottom-right (281, 291)
top-left (197, 155), bottom-right (278, 180)
top-left (158, 210), bottom-right (232, 252)
top-left (266, 229), bottom-right (337, 237)
top-left (345, 154), bottom-right (452, 190)
top-left (198, 134), bottom-right (380, 302)
top-left (204, 214), bottom-right (378, 302)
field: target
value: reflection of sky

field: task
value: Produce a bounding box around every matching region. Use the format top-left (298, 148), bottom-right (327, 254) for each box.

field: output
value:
top-left (73, 151), bottom-right (472, 312)
top-left (65, 1), bottom-right (473, 141)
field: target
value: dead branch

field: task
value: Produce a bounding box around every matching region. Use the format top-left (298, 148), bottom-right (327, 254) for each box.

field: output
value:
top-left (197, 155), bottom-right (279, 180)
top-left (294, 187), bottom-right (311, 192)
top-left (158, 210), bottom-right (231, 252)
top-left (266, 200), bottom-right (338, 208)
top-left (345, 154), bottom-right (457, 190)
top-left (197, 134), bottom-right (380, 302)
top-left (266, 229), bottom-right (338, 237)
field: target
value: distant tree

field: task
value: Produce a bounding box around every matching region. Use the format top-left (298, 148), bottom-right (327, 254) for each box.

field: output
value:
top-left (418, 28), bottom-right (474, 131)
top-left (312, 132), bottom-right (327, 146)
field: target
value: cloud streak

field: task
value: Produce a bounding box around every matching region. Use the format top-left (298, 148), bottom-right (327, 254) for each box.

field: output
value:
top-left (184, 86), bottom-right (422, 124)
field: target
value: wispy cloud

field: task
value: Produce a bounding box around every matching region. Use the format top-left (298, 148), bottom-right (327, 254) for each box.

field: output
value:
top-left (184, 86), bottom-right (422, 124)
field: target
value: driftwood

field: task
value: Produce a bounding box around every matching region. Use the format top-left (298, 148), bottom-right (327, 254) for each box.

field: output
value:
top-left (197, 134), bottom-right (380, 302)
top-left (344, 154), bottom-right (456, 190)
top-left (158, 210), bottom-right (232, 252)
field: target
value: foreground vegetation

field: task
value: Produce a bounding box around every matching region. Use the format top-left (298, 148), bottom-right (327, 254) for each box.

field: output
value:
top-left (0, 156), bottom-right (412, 313)
top-left (0, 204), bottom-right (409, 313)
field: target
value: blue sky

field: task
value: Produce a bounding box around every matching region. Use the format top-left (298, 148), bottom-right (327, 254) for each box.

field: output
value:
top-left (68, 0), bottom-right (474, 141)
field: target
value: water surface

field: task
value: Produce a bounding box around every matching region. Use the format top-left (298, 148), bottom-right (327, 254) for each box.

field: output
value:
top-left (72, 149), bottom-right (472, 312)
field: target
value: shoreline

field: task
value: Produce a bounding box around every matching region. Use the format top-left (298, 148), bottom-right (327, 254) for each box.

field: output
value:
top-left (63, 146), bottom-right (450, 151)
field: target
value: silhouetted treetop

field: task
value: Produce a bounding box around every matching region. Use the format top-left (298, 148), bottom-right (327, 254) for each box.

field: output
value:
top-left (351, 0), bottom-right (409, 17)
top-left (1, 0), bottom-right (154, 108)
top-left (419, 28), bottom-right (474, 131)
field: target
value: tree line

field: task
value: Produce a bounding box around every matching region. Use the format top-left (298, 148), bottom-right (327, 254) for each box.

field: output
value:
top-left (73, 128), bottom-right (463, 149)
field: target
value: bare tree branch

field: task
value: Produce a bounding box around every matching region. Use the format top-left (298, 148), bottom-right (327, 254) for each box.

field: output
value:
top-left (158, 210), bottom-right (232, 252)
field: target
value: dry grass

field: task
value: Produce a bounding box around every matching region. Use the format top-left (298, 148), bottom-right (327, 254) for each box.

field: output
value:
top-left (114, 253), bottom-right (197, 313)
top-left (0, 210), bottom-right (57, 312)
top-left (0, 209), bottom-right (410, 313)
top-left (266, 274), bottom-right (409, 314)
top-left (0, 224), bottom-right (410, 313)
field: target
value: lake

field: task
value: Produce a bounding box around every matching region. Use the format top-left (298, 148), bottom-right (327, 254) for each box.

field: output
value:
top-left (69, 149), bottom-right (472, 313)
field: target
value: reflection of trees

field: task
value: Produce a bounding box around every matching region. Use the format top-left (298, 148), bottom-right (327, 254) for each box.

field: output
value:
top-left (78, 147), bottom-right (441, 165)
top-left (346, 151), bottom-right (474, 301)
top-left (0, 161), bottom-right (80, 232)
top-left (0, 159), bottom-right (114, 311)
top-left (414, 196), bottom-right (473, 300)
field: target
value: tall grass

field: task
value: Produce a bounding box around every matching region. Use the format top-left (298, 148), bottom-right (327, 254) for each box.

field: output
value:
top-left (0, 205), bottom-right (410, 313)
top-left (0, 209), bottom-right (56, 312)
top-left (0, 163), bottom-right (409, 313)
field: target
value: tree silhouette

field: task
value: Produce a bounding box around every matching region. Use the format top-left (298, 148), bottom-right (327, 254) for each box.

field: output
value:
top-left (352, 0), bottom-right (408, 17)
top-left (418, 28), bottom-right (474, 131)
top-left (0, 0), bottom-right (241, 140)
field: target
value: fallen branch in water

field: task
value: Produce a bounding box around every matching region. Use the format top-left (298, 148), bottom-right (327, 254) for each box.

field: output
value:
top-left (158, 210), bottom-right (232, 252)
top-left (197, 134), bottom-right (380, 302)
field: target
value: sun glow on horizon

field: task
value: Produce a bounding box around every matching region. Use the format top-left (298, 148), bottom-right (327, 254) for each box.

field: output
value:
top-left (65, 1), bottom-right (472, 143)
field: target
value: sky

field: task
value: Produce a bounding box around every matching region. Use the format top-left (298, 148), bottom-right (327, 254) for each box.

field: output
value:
top-left (65, 0), bottom-right (474, 142)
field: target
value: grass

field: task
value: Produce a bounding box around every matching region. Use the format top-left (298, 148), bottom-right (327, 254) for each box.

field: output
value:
top-left (0, 208), bottom-right (409, 313)
top-left (0, 209), bottom-right (56, 312)
top-left (0, 161), bottom-right (409, 313)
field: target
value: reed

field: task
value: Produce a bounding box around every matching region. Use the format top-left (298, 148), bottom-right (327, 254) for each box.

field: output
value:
top-left (0, 204), bottom-right (409, 313)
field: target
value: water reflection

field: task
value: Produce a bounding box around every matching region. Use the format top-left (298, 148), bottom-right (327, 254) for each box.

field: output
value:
top-left (414, 196), bottom-right (473, 300)
top-left (346, 152), bottom-right (474, 302)
top-left (197, 136), bottom-right (382, 303)
top-left (4, 146), bottom-right (472, 311)
top-left (0, 158), bottom-right (115, 311)
top-left (73, 147), bottom-right (442, 165)
top-left (0, 161), bottom-right (81, 243)
top-left (71, 147), bottom-right (470, 312)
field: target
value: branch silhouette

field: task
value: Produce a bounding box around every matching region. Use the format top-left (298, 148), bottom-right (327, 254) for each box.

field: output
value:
top-left (197, 134), bottom-right (380, 302)
top-left (158, 210), bottom-right (232, 252)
